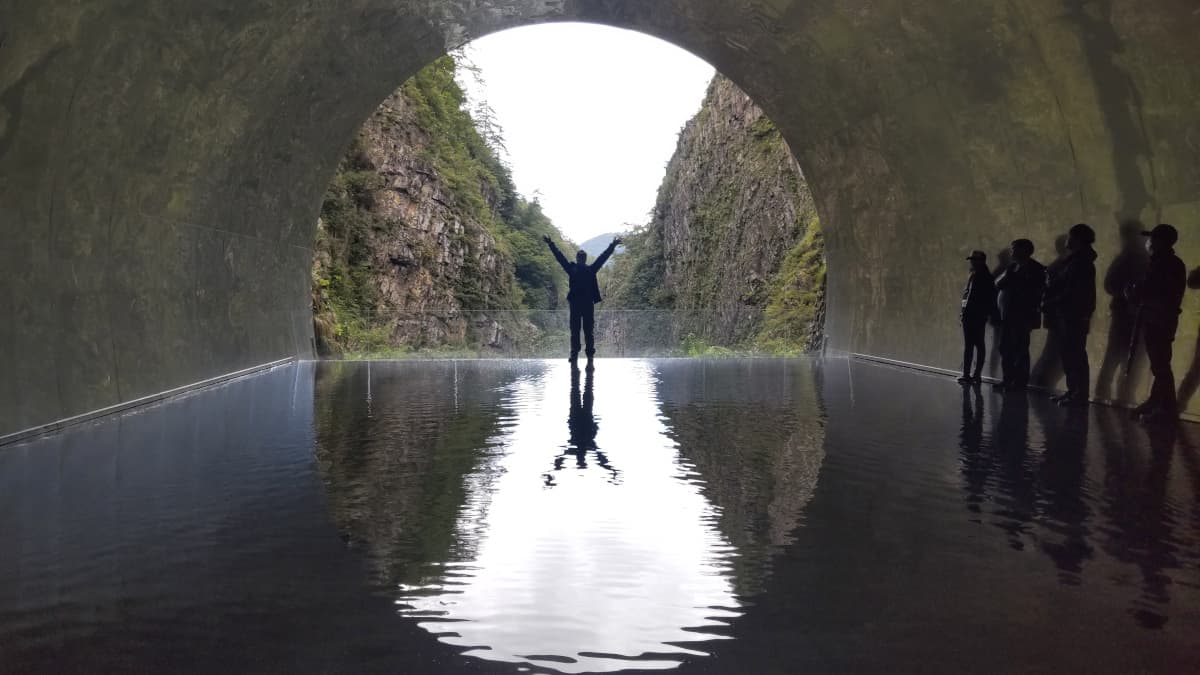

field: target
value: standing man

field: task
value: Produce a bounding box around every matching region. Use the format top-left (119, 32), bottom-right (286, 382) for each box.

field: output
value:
top-left (1129, 224), bottom-right (1187, 423)
top-left (543, 235), bottom-right (623, 368)
top-left (994, 239), bottom-right (1046, 391)
top-left (959, 250), bottom-right (997, 384)
top-left (1043, 224), bottom-right (1098, 407)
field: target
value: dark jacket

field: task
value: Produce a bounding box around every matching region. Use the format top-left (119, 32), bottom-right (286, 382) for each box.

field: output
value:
top-left (995, 258), bottom-right (1046, 329)
top-left (1043, 246), bottom-right (1097, 324)
top-left (961, 268), bottom-right (997, 324)
top-left (1131, 248), bottom-right (1187, 324)
top-left (548, 240), bottom-right (618, 306)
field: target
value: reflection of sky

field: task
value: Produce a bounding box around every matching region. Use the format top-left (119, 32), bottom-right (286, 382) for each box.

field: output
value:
top-left (397, 361), bottom-right (741, 673)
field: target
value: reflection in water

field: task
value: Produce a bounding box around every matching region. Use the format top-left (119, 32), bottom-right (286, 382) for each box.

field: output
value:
top-left (957, 384), bottom-right (1198, 630)
top-left (391, 362), bottom-right (739, 672)
top-left (652, 360), bottom-right (826, 596)
top-left (314, 359), bottom-right (826, 673)
top-left (6, 359), bottom-right (1200, 673)
top-left (545, 365), bottom-right (617, 483)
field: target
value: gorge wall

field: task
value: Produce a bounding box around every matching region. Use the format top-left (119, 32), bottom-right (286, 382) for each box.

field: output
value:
top-left (312, 56), bottom-right (570, 357)
top-left (605, 75), bottom-right (825, 351)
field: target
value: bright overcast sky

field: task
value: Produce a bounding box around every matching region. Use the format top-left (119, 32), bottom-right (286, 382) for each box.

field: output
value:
top-left (459, 23), bottom-right (715, 244)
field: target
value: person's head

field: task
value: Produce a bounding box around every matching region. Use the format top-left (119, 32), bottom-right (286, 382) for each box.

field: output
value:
top-left (966, 250), bottom-right (987, 270)
top-left (1010, 239), bottom-right (1035, 261)
top-left (1067, 223), bottom-right (1096, 250)
top-left (576, 250), bottom-right (588, 264)
top-left (1142, 223), bottom-right (1178, 254)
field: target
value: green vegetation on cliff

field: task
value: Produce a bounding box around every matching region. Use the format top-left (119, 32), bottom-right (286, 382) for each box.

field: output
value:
top-left (602, 75), bottom-right (826, 353)
top-left (313, 55), bottom-right (573, 356)
top-left (761, 217), bottom-right (826, 352)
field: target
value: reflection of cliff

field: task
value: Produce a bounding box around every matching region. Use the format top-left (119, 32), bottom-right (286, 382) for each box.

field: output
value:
top-left (312, 361), bottom-right (517, 587)
top-left (652, 360), bottom-right (826, 595)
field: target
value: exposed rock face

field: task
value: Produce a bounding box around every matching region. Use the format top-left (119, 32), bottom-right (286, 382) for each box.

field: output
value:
top-left (311, 58), bottom-right (559, 356)
top-left (606, 75), bottom-right (824, 350)
top-left (312, 87), bottom-right (507, 353)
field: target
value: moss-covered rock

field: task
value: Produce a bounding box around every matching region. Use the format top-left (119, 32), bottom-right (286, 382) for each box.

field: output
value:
top-left (311, 56), bottom-right (572, 357)
top-left (604, 75), bottom-right (825, 352)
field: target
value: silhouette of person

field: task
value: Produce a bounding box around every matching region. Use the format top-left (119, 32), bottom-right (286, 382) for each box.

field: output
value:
top-left (994, 239), bottom-right (1046, 390)
top-left (1043, 224), bottom-right (1097, 407)
top-left (544, 235), bottom-right (622, 367)
top-left (1128, 224), bottom-right (1187, 423)
top-left (1095, 221), bottom-right (1150, 402)
top-left (545, 365), bottom-right (617, 485)
top-left (959, 250), bottom-right (997, 384)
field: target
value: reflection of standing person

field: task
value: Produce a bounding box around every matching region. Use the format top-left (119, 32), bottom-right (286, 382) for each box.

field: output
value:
top-left (1043, 224), bottom-right (1097, 407)
top-left (544, 365), bottom-right (617, 485)
top-left (959, 251), bottom-right (997, 384)
top-left (1035, 405), bottom-right (1093, 584)
top-left (994, 239), bottom-right (1045, 390)
top-left (544, 235), bottom-right (622, 368)
top-left (1129, 224), bottom-right (1186, 423)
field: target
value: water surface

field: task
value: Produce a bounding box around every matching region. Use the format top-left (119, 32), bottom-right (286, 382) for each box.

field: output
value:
top-left (2, 358), bottom-right (1198, 673)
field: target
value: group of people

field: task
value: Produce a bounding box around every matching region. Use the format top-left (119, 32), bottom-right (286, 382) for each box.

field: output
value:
top-left (959, 222), bottom-right (1186, 422)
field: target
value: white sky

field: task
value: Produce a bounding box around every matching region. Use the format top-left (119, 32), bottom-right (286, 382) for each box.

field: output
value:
top-left (459, 23), bottom-right (715, 244)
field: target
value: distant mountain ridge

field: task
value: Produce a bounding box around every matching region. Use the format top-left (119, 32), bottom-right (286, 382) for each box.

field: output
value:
top-left (579, 233), bottom-right (625, 258)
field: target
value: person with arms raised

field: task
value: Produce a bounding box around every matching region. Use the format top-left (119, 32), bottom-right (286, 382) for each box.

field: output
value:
top-left (543, 235), bottom-right (623, 369)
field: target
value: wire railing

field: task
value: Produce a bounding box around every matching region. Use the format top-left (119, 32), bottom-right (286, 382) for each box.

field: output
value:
top-left (314, 309), bottom-right (812, 360)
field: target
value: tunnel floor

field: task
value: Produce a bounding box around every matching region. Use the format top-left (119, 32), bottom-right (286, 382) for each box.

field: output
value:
top-left (1, 358), bottom-right (1199, 673)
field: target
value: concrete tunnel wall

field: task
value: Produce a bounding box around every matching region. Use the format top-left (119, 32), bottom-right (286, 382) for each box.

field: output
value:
top-left (1, 0), bottom-right (1199, 437)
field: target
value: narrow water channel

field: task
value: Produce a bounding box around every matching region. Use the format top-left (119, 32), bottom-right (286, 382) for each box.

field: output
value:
top-left (2, 359), bottom-right (1198, 673)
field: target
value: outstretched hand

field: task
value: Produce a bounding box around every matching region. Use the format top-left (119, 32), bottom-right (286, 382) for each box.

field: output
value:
top-left (613, 237), bottom-right (624, 246)
top-left (542, 235), bottom-right (553, 245)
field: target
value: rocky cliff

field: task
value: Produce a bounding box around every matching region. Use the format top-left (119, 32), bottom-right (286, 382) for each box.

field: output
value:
top-left (604, 75), bottom-right (825, 351)
top-left (312, 56), bottom-right (570, 356)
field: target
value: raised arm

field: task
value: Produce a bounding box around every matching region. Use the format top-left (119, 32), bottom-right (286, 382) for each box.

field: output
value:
top-left (543, 235), bottom-right (572, 273)
top-left (591, 237), bottom-right (623, 271)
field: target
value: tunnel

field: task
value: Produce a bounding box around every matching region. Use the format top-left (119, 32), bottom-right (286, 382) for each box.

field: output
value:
top-left (2, 0), bottom-right (1200, 439)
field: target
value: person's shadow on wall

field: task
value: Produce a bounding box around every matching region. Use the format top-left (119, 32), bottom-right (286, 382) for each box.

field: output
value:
top-left (1032, 234), bottom-right (1071, 389)
top-left (1095, 221), bottom-right (1150, 402)
top-left (987, 247), bottom-right (1013, 381)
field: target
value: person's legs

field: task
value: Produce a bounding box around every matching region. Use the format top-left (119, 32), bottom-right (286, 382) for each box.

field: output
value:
top-left (569, 304), bottom-right (582, 359)
top-left (961, 323), bottom-right (975, 379)
top-left (583, 304), bottom-right (596, 359)
top-left (1013, 327), bottom-right (1032, 387)
top-left (968, 320), bottom-right (987, 379)
top-left (1144, 322), bottom-right (1178, 414)
top-left (1060, 320), bottom-right (1090, 402)
top-left (997, 322), bottom-right (1013, 385)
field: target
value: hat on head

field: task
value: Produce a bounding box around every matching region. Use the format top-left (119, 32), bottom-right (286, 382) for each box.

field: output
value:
top-left (966, 250), bottom-right (987, 261)
top-left (1142, 223), bottom-right (1178, 246)
top-left (1069, 223), bottom-right (1096, 245)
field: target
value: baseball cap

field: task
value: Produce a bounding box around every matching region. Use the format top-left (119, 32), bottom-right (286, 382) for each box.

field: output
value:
top-left (1141, 223), bottom-right (1178, 246)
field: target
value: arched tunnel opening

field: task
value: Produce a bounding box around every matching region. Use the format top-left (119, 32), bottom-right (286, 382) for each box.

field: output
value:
top-left (310, 23), bottom-right (824, 361)
top-left (3, 3), bottom-right (1200, 673)
top-left (2, 1), bottom-right (1200, 435)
